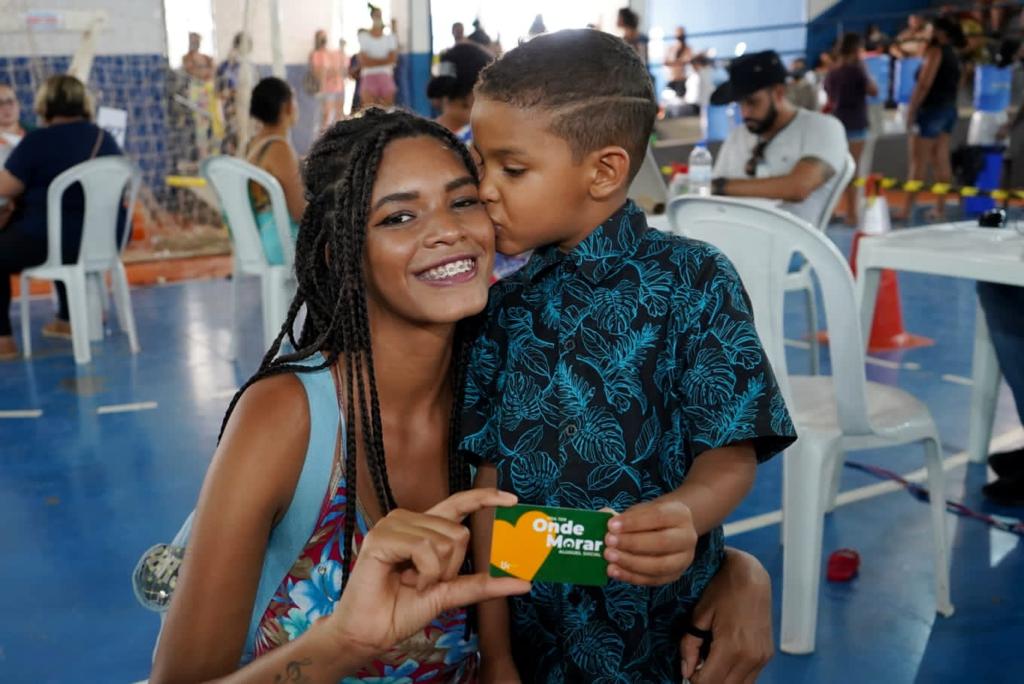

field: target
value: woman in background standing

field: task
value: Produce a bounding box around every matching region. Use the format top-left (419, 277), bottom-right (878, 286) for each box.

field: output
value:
top-left (309, 30), bottom-right (347, 133)
top-left (906, 16), bottom-right (964, 219)
top-left (825, 32), bottom-right (878, 225)
top-left (356, 4), bottom-right (398, 109)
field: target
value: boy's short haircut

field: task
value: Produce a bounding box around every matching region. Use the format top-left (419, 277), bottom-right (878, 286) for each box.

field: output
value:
top-left (475, 29), bottom-right (657, 180)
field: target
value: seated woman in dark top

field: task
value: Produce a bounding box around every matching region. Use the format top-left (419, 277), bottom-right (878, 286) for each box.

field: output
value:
top-left (824, 33), bottom-right (878, 225)
top-left (0, 74), bottom-right (122, 359)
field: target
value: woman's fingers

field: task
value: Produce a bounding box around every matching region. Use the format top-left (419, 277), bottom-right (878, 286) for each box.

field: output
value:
top-left (427, 488), bottom-right (517, 522)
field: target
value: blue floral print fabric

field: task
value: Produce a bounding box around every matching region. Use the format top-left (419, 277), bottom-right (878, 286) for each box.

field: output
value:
top-left (461, 200), bottom-right (796, 682)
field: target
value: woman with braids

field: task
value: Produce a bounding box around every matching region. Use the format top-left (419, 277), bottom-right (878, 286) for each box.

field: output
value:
top-left (151, 108), bottom-right (778, 683)
top-left (151, 109), bottom-right (528, 683)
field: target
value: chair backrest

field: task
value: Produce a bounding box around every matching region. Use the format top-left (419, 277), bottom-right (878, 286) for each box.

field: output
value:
top-left (202, 155), bottom-right (295, 273)
top-left (45, 156), bottom-right (140, 270)
top-left (669, 195), bottom-right (873, 435)
top-left (814, 152), bottom-right (856, 231)
top-left (628, 145), bottom-right (668, 215)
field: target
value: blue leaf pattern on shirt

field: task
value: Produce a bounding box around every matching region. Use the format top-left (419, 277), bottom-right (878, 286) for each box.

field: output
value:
top-left (460, 201), bottom-right (797, 681)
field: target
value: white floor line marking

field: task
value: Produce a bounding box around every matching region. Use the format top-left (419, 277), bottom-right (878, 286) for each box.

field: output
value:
top-left (942, 374), bottom-right (974, 386)
top-left (96, 401), bottom-right (158, 415)
top-left (0, 409), bottom-right (43, 419)
top-left (784, 338), bottom-right (812, 350)
top-left (211, 388), bottom-right (239, 400)
top-left (865, 356), bottom-right (905, 370)
top-left (723, 427), bottom-right (1024, 538)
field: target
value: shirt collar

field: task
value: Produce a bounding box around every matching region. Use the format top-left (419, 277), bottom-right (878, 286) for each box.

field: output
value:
top-left (519, 200), bottom-right (649, 285)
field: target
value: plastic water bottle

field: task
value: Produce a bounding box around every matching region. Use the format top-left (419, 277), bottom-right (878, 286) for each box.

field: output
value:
top-left (688, 144), bottom-right (713, 196)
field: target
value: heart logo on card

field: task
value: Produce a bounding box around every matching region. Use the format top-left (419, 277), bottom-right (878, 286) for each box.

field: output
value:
top-left (491, 510), bottom-right (554, 581)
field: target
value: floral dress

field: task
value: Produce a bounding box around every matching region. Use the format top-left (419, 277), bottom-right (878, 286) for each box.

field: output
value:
top-left (250, 458), bottom-right (478, 683)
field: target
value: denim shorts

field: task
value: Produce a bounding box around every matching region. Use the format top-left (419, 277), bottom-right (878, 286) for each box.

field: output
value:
top-left (916, 105), bottom-right (958, 139)
top-left (846, 128), bottom-right (869, 142)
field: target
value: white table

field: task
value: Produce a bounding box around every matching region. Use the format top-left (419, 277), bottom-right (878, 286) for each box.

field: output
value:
top-left (855, 221), bottom-right (1024, 463)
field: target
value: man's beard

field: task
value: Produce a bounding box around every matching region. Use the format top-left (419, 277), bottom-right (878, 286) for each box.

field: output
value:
top-left (744, 100), bottom-right (778, 135)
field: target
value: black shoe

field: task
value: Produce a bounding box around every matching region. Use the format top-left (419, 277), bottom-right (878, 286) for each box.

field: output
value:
top-left (987, 447), bottom-right (1024, 478)
top-left (982, 472), bottom-right (1024, 507)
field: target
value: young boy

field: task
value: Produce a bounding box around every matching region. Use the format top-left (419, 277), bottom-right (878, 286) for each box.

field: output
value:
top-left (462, 30), bottom-right (797, 682)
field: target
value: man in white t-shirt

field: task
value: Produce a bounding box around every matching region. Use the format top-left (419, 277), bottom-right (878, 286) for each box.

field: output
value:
top-left (709, 50), bottom-right (848, 227)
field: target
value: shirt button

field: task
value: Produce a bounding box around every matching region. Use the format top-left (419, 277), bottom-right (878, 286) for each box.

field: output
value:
top-left (563, 423), bottom-right (578, 438)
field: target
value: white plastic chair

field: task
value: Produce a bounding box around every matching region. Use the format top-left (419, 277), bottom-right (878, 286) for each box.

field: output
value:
top-left (628, 146), bottom-right (668, 215)
top-left (669, 196), bottom-right (953, 655)
top-left (201, 156), bottom-right (296, 355)
top-left (20, 156), bottom-right (141, 365)
top-left (785, 152), bottom-right (856, 375)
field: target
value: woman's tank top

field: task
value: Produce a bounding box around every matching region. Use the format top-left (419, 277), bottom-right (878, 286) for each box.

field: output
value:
top-left (247, 353), bottom-right (478, 682)
top-left (920, 43), bottom-right (961, 109)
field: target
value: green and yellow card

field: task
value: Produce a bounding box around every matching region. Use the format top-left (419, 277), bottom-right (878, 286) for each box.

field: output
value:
top-left (489, 504), bottom-right (613, 586)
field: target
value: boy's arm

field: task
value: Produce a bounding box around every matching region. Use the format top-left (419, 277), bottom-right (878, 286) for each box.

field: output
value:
top-left (472, 463), bottom-right (521, 683)
top-left (604, 443), bottom-right (756, 586)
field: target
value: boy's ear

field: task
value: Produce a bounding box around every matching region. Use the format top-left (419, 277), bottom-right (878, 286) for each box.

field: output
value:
top-left (586, 145), bottom-right (632, 200)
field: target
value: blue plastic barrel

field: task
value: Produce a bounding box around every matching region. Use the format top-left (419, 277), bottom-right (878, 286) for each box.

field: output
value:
top-left (963, 147), bottom-right (1004, 216)
top-left (895, 57), bottom-right (922, 104)
top-left (705, 104), bottom-right (732, 142)
top-left (864, 55), bottom-right (890, 105)
top-left (974, 65), bottom-right (1012, 113)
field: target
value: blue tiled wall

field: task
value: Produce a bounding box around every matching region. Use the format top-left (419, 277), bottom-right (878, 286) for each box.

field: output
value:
top-left (0, 53), bottom-right (170, 196)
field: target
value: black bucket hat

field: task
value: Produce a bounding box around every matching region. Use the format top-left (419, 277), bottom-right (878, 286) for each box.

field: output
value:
top-left (710, 50), bottom-right (788, 105)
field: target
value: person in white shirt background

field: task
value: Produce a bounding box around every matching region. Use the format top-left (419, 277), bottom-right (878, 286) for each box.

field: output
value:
top-left (357, 4), bottom-right (399, 109)
top-left (0, 83), bottom-right (26, 224)
top-left (709, 50), bottom-right (848, 227)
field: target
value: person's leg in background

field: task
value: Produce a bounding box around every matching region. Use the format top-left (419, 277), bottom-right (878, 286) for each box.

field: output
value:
top-left (932, 128), bottom-right (954, 218)
top-left (0, 230), bottom-right (48, 358)
top-left (905, 130), bottom-right (934, 221)
top-left (976, 282), bottom-right (1024, 505)
top-left (844, 135), bottom-right (866, 226)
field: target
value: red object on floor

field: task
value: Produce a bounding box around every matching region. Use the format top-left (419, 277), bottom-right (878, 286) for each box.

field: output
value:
top-left (847, 230), bottom-right (933, 353)
top-left (826, 548), bottom-right (861, 582)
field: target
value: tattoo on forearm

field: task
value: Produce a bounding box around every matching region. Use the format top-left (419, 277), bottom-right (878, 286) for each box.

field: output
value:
top-left (274, 658), bottom-right (313, 684)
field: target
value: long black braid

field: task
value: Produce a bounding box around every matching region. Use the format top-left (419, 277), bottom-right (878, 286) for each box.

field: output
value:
top-left (218, 109), bottom-right (481, 597)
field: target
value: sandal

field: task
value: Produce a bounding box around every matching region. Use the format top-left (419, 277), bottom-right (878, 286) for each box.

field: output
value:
top-left (826, 548), bottom-right (860, 582)
top-left (41, 321), bottom-right (72, 340)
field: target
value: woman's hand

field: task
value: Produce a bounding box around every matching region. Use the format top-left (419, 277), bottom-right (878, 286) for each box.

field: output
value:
top-left (325, 489), bottom-right (532, 660)
top-left (681, 548), bottom-right (774, 684)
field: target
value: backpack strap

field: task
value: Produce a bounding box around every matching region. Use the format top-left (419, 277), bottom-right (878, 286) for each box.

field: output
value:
top-left (240, 359), bottom-right (341, 661)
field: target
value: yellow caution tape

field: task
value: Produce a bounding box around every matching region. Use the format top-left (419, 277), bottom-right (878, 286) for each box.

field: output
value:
top-left (880, 177), bottom-right (899, 189)
top-left (902, 180), bottom-right (924, 192)
top-left (166, 175), bottom-right (207, 188)
top-left (991, 190), bottom-right (1009, 201)
top-left (930, 183), bottom-right (952, 195)
top-left (853, 177), bottom-right (867, 187)
top-left (960, 186), bottom-right (979, 197)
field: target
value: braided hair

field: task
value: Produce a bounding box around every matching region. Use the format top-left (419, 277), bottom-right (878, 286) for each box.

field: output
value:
top-left (218, 108), bottom-right (480, 593)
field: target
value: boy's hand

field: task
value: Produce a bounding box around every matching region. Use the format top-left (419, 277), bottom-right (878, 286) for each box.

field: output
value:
top-left (603, 499), bottom-right (698, 586)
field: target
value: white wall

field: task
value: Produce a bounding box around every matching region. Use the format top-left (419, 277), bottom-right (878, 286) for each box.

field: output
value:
top-left (211, 0), bottom-right (335, 64)
top-left (0, 0), bottom-right (167, 57)
top-left (807, 0), bottom-right (840, 21)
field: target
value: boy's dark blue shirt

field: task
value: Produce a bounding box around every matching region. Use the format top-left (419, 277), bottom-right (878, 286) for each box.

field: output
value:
top-left (461, 200), bottom-right (796, 682)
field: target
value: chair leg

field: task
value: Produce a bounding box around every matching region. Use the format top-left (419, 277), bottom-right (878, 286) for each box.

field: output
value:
top-left (967, 306), bottom-right (1000, 464)
top-left (230, 268), bottom-right (241, 361)
top-left (923, 435), bottom-right (955, 618)
top-left (19, 274), bottom-right (32, 358)
top-left (781, 438), bottom-right (837, 655)
top-left (65, 272), bottom-right (92, 365)
top-left (824, 451), bottom-right (845, 514)
top-left (112, 262), bottom-right (140, 353)
top-left (85, 272), bottom-right (105, 342)
top-left (805, 285), bottom-right (821, 375)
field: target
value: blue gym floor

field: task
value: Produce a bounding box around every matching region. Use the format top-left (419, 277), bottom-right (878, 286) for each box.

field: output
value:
top-left (1, 225), bottom-right (1021, 683)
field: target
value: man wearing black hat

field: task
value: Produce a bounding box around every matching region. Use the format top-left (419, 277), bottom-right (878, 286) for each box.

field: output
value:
top-left (709, 50), bottom-right (848, 226)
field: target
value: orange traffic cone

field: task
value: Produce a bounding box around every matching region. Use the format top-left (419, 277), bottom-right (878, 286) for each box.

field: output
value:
top-left (848, 176), bottom-right (932, 353)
